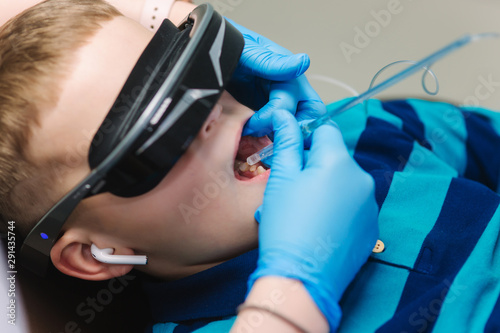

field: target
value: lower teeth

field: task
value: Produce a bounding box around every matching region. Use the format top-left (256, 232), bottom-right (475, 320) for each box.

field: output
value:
top-left (239, 161), bottom-right (249, 172)
top-left (235, 161), bottom-right (267, 178)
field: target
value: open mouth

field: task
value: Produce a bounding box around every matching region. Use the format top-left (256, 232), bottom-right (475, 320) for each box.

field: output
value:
top-left (234, 135), bottom-right (272, 180)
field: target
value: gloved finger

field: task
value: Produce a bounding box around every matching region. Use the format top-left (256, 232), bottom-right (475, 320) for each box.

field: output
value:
top-left (254, 205), bottom-right (263, 224)
top-left (245, 111), bottom-right (302, 171)
top-left (295, 99), bottom-right (328, 123)
top-left (294, 76), bottom-right (327, 121)
top-left (242, 99), bottom-right (283, 137)
top-left (248, 31), bottom-right (294, 56)
top-left (267, 81), bottom-right (299, 112)
top-left (243, 81), bottom-right (300, 138)
top-left (240, 49), bottom-right (310, 81)
top-left (260, 156), bottom-right (272, 167)
top-left (305, 121), bottom-right (348, 170)
top-left (252, 53), bottom-right (310, 81)
top-left (268, 110), bottom-right (303, 173)
top-left (226, 19), bottom-right (311, 81)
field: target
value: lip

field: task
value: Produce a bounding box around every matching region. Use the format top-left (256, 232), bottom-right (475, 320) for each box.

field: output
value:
top-left (232, 117), bottom-right (271, 183)
top-left (234, 168), bottom-right (271, 182)
top-left (232, 120), bottom-right (244, 164)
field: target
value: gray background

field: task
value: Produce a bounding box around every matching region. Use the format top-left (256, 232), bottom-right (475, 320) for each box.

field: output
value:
top-left (194, 0), bottom-right (500, 109)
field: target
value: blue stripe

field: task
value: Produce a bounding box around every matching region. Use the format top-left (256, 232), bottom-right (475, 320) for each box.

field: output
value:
top-left (461, 105), bottom-right (500, 137)
top-left (365, 99), bottom-right (404, 131)
top-left (353, 116), bottom-right (415, 208)
top-left (339, 262), bottom-right (410, 332)
top-left (376, 177), bottom-right (500, 332)
top-left (327, 99), bottom-right (367, 156)
top-left (192, 317), bottom-right (236, 332)
top-left (153, 322), bottom-right (177, 333)
top-left (485, 297), bottom-right (500, 332)
top-left (329, 99), bottom-right (403, 156)
top-left (433, 206), bottom-right (500, 332)
top-left (173, 321), bottom-right (209, 333)
top-left (406, 99), bottom-right (468, 176)
top-left (463, 110), bottom-right (500, 192)
top-left (373, 142), bottom-right (456, 272)
top-left (381, 100), bottom-right (432, 150)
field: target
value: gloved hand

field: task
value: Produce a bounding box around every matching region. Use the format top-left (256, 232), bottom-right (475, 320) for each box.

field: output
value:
top-left (226, 19), bottom-right (327, 135)
top-left (243, 78), bottom-right (327, 138)
top-left (248, 110), bottom-right (379, 331)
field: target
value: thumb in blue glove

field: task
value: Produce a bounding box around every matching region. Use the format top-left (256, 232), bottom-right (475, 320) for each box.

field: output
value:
top-left (227, 18), bottom-right (310, 82)
top-left (242, 78), bottom-right (327, 138)
top-left (248, 110), bottom-right (379, 331)
top-left (226, 19), bottom-right (327, 129)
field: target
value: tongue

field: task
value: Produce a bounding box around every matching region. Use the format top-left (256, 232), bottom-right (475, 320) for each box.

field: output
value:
top-left (237, 136), bottom-right (273, 161)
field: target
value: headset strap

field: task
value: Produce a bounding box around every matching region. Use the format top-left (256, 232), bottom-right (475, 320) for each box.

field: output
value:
top-left (140, 0), bottom-right (176, 31)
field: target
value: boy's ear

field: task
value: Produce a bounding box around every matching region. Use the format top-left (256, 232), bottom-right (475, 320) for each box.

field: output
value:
top-left (50, 233), bottom-right (134, 281)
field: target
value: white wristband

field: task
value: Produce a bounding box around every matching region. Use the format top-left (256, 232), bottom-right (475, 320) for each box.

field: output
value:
top-left (140, 0), bottom-right (176, 31)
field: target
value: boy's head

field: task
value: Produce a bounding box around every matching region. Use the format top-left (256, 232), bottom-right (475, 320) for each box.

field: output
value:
top-left (1, 0), bottom-right (269, 281)
top-left (0, 0), bottom-right (122, 237)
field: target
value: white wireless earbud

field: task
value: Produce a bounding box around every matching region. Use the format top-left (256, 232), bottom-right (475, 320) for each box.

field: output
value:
top-left (90, 244), bottom-right (148, 265)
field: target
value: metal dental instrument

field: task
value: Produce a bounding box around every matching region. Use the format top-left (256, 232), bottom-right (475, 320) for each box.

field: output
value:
top-left (247, 32), bottom-right (500, 166)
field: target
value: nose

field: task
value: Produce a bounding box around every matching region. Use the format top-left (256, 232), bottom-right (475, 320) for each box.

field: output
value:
top-left (198, 103), bottom-right (222, 140)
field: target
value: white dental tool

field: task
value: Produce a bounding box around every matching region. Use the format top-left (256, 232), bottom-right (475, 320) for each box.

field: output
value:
top-left (247, 32), bottom-right (500, 166)
top-left (91, 244), bottom-right (148, 265)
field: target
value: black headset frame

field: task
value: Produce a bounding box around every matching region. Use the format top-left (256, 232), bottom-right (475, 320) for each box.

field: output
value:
top-left (20, 4), bottom-right (244, 276)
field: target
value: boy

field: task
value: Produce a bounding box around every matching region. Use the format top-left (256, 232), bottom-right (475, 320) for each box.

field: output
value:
top-left (0, 1), bottom-right (378, 332)
top-left (1, 1), bottom-right (500, 333)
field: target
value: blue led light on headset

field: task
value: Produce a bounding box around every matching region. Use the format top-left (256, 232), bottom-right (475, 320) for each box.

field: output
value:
top-left (20, 4), bottom-right (244, 276)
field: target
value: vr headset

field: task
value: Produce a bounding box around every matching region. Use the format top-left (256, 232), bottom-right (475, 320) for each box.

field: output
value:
top-left (20, 4), bottom-right (244, 276)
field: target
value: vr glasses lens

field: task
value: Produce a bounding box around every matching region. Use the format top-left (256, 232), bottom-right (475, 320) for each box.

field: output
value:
top-left (20, 3), bottom-right (244, 275)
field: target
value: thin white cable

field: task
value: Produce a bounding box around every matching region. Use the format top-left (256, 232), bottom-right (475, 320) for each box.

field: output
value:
top-left (368, 60), bottom-right (440, 96)
top-left (307, 74), bottom-right (360, 97)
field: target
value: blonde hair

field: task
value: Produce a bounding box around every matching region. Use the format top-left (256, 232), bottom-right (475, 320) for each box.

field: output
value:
top-left (0, 0), bottom-right (122, 236)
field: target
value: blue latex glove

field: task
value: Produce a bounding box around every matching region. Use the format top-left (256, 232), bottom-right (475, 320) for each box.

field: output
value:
top-left (226, 19), bottom-right (327, 135)
top-left (248, 110), bottom-right (379, 331)
top-left (243, 79), bottom-right (327, 138)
